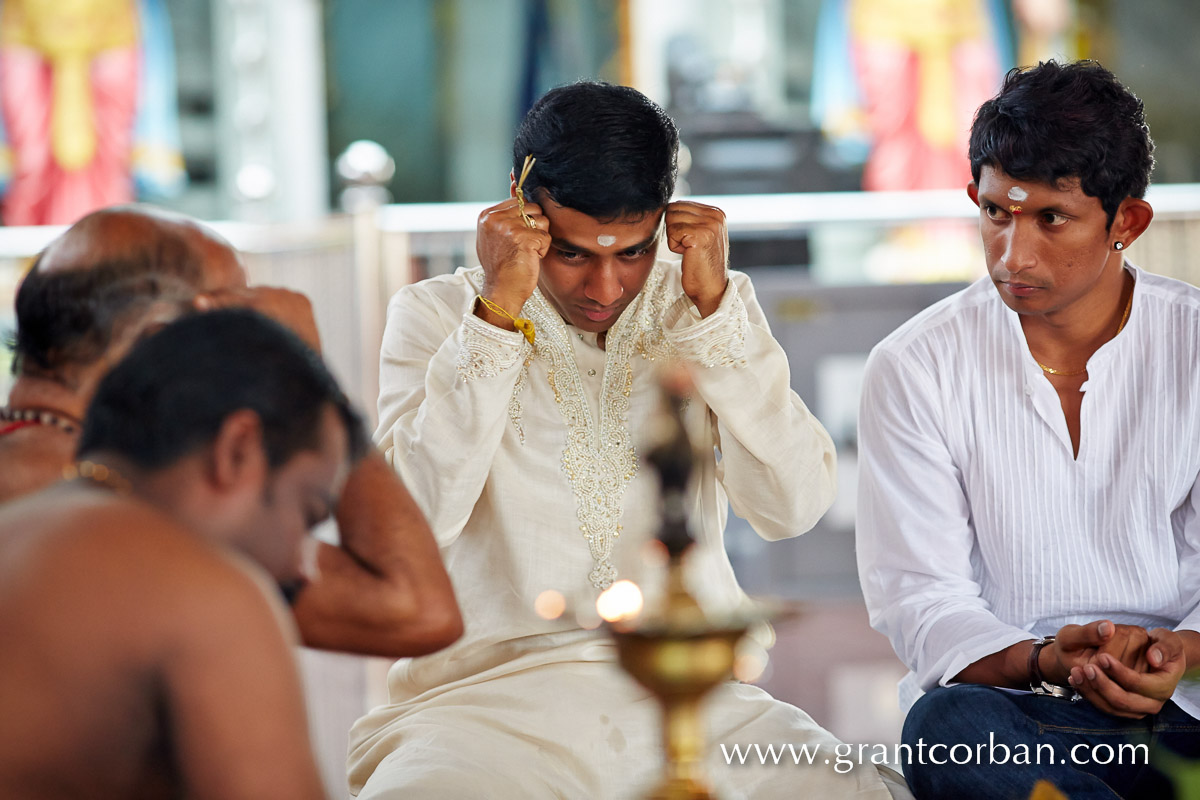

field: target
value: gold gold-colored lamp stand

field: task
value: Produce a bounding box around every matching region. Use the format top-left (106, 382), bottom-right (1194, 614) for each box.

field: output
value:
top-left (610, 561), bottom-right (763, 800)
top-left (611, 368), bottom-right (787, 799)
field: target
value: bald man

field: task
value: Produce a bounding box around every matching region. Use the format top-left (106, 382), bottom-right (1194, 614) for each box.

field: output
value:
top-left (1, 205), bottom-right (248, 502)
top-left (34, 204), bottom-right (248, 290)
top-left (1, 204), bottom-right (461, 658)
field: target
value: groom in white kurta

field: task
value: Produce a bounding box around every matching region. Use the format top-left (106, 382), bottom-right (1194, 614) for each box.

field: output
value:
top-left (349, 82), bottom-right (905, 799)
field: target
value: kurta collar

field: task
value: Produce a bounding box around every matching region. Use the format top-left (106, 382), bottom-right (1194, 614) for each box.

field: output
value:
top-left (1001, 262), bottom-right (1142, 385)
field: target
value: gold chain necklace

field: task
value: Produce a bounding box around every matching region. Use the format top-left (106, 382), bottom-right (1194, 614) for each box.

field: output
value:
top-left (62, 460), bottom-right (133, 495)
top-left (1037, 289), bottom-right (1133, 377)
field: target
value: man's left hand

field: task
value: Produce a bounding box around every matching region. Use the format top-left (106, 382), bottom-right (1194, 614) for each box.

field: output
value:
top-left (666, 200), bottom-right (728, 317)
top-left (1069, 627), bottom-right (1187, 718)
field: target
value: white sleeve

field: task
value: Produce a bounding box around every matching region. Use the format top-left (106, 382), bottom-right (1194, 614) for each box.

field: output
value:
top-left (664, 271), bottom-right (837, 541)
top-left (856, 346), bottom-right (1032, 690)
top-left (1173, 475), bottom-right (1200, 635)
top-left (375, 282), bottom-right (530, 547)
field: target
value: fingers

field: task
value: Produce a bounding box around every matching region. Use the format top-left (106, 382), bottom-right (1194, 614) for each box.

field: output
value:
top-left (1146, 627), bottom-right (1185, 670)
top-left (1068, 661), bottom-right (1163, 718)
top-left (194, 286), bottom-right (322, 353)
top-left (1093, 653), bottom-right (1167, 699)
top-left (480, 198), bottom-right (550, 238)
top-left (1057, 620), bottom-right (1114, 652)
top-left (1095, 624), bottom-right (1151, 672)
top-left (193, 287), bottom-right (247, 311)
top-left (475, 198), bottom-right (548, 314)
top-left (515, 202), bottom-right (550, 236)
top-left (665, 200), bottom-right (726, 254)
top-left (666, 201), bottom-right (728, 317)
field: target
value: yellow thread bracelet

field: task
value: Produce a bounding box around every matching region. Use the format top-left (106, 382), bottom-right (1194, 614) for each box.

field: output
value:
top-left (515, 154), bottom-right (537, 229)
top-left (477, 295), bottom-right (535, 345)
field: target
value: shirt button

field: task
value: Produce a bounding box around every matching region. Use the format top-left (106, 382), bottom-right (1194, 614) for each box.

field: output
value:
top-left (588, 369), bottom-right (597, 376)
top-left (1024, 384), bottom-right (1033, 396)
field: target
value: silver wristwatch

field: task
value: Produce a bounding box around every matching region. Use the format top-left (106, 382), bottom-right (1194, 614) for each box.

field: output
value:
top-left (1028, 636), bottom-right (1081, 701)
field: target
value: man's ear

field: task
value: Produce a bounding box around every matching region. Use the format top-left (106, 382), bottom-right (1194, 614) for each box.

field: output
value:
top-left (509, 170), bottom-right (517, 199)
top-left (1111, 197), bottom-right (1154, 249)
top-left (209, 409), bottom-right (267, 492)
top-left (967, 181), bottom-right (980, 207)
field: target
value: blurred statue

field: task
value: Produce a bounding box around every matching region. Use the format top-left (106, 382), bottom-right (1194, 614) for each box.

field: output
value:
top-left (0, 0), bottom-right (184, 225)
top-left (812, 0), bottom-right (1012, 282)
top-left (1012, 0), bottom-right (1075, 65)
top-left (814, 0), bottom-right (1010, 192)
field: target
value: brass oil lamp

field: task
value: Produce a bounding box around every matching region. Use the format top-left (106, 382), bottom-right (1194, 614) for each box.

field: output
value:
top-left (607, 376), bottom-right (767, 800)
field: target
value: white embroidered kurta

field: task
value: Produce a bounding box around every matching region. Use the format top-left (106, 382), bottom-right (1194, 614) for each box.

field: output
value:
top-left (349, 261), bottom-right (899, 798)
top-left (856, 265), bottom-right (1200, 718)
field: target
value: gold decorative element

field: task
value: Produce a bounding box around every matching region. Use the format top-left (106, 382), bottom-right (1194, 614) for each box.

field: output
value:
top-left (515, 154), bottom-right (537, 229)
top-left (525, 283), bottom-right (641, 589)
top-left (1037, 288), bottom-right (1133, 377)
top-left (1036, 362), bottom-right (1086, 377)
top-left (1009, 204), bottom-right (1023, 214)
top-left (477, 294), bottom-right (535, 345)
top-left (613, 576), bottom-right (748, 799)
top-left (1, 0), bottom-right (138, 170)
top-left (63, 459), bottom-right (132, 494)
top-left (609, 375), bottom-right (786, 800)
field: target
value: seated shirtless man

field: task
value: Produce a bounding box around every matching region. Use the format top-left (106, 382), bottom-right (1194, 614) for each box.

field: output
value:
top-left (1, 205), bottom-right (461, 657)
top-left (0, 309), bottom-right (363, 799)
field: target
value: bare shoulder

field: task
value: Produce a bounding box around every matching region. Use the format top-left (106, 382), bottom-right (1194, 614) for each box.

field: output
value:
top-left (0, 487), bottom-right (290, 648)
top-left (0, 488), bottom-right (320, 800)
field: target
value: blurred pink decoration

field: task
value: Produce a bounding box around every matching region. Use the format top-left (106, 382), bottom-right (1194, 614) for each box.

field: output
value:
top-left (0, 46), bottom-right (138, 225)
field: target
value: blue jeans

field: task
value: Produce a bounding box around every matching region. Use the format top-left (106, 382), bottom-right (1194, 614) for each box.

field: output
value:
top-left (902, 684), bottom-right (1200, 799)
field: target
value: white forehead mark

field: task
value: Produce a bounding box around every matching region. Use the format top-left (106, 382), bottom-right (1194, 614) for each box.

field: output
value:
top-left (596, 234), bottom-right (617, 247)
top-left (1008, 186), bottom-right (1029, 202)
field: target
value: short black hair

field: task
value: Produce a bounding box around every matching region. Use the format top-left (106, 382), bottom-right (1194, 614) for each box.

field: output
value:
top-left (969, 60), bottom-right (1154, 228)
top-left (513, 81), bottom-right (679, 221)
top-left (78, 309), bottom-right (369, 471)
top-left (12, 257), bottom-right (193, 379)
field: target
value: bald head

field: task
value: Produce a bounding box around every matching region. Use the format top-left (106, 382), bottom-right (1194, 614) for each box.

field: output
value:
top-left (12, 206), bottom-right (247, 382)
top-left (38, 205), bottom-right (247, 292)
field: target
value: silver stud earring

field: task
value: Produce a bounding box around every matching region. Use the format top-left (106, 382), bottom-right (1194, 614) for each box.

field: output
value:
top-left (1114, 241), bottom-right (1125, 251)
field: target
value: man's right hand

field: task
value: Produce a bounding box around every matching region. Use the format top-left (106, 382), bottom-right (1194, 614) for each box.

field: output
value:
top-left (474, 198), bottom-right (549, 330)
top-left (1041, 620), bottom-right (1149, 685)
top-left (193, 286), bottom-right (322, 353)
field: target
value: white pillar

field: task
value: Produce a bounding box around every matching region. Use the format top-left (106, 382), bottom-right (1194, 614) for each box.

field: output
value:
top-left (213, 0), bottom-right (330, 222)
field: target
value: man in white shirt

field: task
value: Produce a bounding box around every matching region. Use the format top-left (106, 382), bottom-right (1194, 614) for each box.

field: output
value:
top-left (351, 82), bottom-right (908, 798)
top-left (857, 60), bottom-right (1200, 798)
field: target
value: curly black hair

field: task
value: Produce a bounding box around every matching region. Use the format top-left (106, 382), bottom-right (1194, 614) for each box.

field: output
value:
top-left (969, 60), bottom-right (1155, 228)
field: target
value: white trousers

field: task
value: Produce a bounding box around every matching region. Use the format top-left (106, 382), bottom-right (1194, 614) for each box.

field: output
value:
top-left (350, 660), bottom-right (912, 799)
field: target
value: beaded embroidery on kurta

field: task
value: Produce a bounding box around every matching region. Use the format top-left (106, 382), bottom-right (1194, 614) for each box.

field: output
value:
top-left (524, 290), bottom-right (642, 589)
top-left (456, 313), bottom-right (529, 381)
top-left (458, 263), bottom-right (748, 589)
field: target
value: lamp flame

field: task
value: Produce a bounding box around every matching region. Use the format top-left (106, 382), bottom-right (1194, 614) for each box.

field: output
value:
top-left (596, 580), bottom-right (645, 623)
